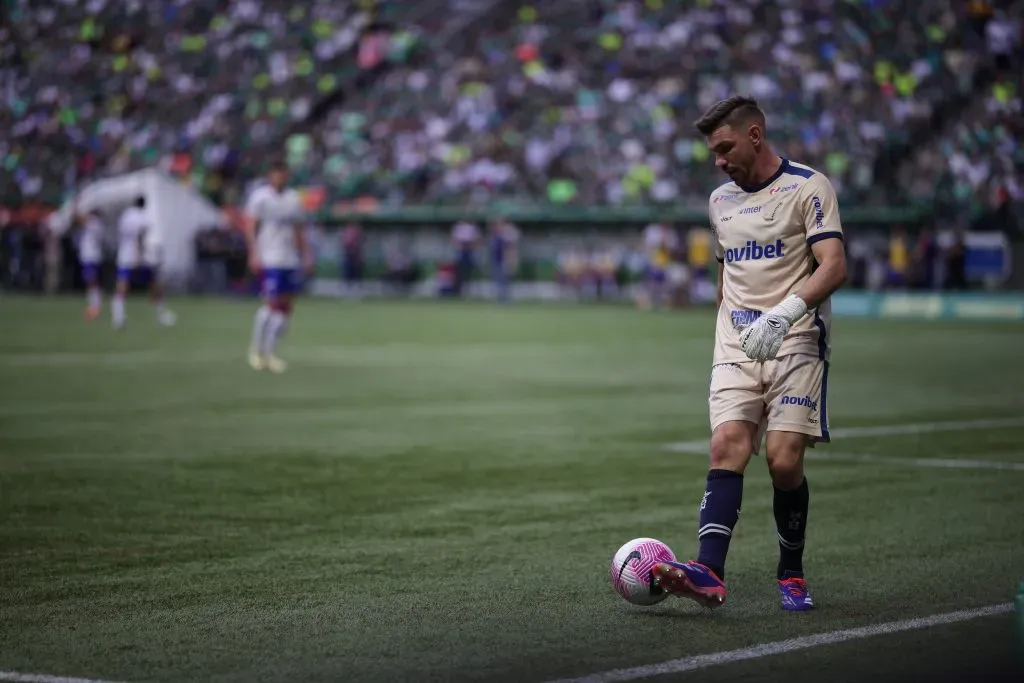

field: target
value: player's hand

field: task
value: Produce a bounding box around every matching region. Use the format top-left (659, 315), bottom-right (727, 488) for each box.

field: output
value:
top-left (302, 254), bottom-right (315, 276)
top-left (248, 253), bottom-right (262, 275)
top-left (738, 314), bottom-right (789, 362)
top-left (738, 295), bottom-right (808, 362)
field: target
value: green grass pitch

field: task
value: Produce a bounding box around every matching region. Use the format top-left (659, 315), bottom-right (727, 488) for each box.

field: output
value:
top-left (1, 296), bottom-right (1023, 683)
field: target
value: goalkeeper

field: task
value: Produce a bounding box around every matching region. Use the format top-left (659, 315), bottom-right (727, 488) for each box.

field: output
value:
top-left (649, 96), bottom-right (848, 612)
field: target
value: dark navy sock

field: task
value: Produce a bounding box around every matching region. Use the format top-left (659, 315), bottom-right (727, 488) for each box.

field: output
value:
top-left (695, 469), bottom-right (744, 580)
top-left (773, 477), bottom-right (809, 580)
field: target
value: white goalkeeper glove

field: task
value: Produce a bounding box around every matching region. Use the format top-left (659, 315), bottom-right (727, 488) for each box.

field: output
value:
top-left (738, 294), bottom-right (808, 362)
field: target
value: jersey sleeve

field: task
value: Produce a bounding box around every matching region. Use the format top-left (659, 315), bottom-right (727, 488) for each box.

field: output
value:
top-left (800, 174), bottom-right (844, 245)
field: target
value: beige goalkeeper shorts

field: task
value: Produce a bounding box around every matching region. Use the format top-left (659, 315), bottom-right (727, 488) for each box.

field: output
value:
top-left (708, 353), bottom-right (830, 455)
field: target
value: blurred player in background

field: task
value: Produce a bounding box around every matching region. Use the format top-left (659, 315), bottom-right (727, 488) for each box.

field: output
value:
top-left (686, 227), bottom-right (714, 302)
top-left (652, 96), bottom-right (847, 612)
top-left (638, 220), bottom-right (677, 310)
top-left (76, 209), bottom-right (105, 320)
top-left (244, 161), bottom-right (312, 373)
top-left (112, 196), bottom-right (176, 330)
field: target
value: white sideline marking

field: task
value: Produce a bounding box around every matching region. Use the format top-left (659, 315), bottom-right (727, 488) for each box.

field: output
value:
top-left (0, 673), bottom-right (125, 683)
top-left (814, 451), bottom-right (1024, 472)
top-left (544, 603), bottom-right (1013, 683)
top-left (663, 417), bottom-right (1024, 454)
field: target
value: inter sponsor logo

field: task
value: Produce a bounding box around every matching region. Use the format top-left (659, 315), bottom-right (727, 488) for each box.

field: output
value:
top-left (723, 239), bottom-right (785, 263)
top-left (780, 395), bottom-right (818, 410)
top-left (739, 206), bottom-right (762, 215)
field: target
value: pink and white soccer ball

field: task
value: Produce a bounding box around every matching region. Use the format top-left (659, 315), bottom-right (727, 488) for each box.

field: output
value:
top-left (609, 537), bottom-right (676, 605)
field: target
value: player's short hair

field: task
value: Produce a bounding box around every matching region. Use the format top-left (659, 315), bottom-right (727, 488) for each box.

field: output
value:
top-left (694, 96), bottom-right (766, 136)
top-left (134, 195), bottom-right (146, 208)
top-left (269, 160), bottom-right (289, 174)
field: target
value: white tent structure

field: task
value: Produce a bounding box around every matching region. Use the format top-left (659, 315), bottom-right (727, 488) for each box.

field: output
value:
top-left (48, 168), bottom-right (224, 290)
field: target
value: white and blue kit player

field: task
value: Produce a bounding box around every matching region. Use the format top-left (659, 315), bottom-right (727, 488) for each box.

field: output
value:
top-left (244, 162), bottom-right (312, 373)
top-left (77, 210), bottom-right (105, 320)
top-left (113, 196), bottom-right (176, 329)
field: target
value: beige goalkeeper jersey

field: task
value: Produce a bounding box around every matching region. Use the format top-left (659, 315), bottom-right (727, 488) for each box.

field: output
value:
top-left (709, 159), bottom-right (844, 365)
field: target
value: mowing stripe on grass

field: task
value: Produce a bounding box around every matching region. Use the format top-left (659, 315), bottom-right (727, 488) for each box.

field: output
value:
top-left (544, 603), bottom-right (1013, 683)
top-left (0, 673), bottom-right (125, 683)
top-left (663, 417), bottom-right (1024, 454)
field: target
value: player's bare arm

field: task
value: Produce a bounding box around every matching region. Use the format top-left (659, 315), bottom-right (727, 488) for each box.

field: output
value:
top-left (716, 264), bottom-right (724, 308)
top-left (294, 222), bottom-right (313, 275)
top-left (243, 213), bottom-right (261, 274)
top-left (797, 238), bottom-right (847, 309)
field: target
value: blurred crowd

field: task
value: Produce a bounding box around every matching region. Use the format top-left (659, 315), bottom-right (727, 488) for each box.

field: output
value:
top-left (1, 0), bottom-right (403, 207)
top-left (0, 0), bottom-right (1021, 231)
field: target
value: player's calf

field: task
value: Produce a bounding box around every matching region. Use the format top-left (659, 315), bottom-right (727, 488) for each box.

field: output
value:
top-left (148, 281), bottom-right (176, 326)
top-left (112, 277), bottom-right (129, 329)
top-left (249, 304), bottom-right (271, 370)
top-left (262, 297), bottom-right (292, 367)
top-left (688, 421), bottom-right (754, 583)
top-left (766, 431), bottom-right (811, 604)
top-left (83, 267), bottom-right (102, 320)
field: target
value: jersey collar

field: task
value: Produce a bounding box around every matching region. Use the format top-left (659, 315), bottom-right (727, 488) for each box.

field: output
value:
top-left (738, 157), bottom-right (788, 194)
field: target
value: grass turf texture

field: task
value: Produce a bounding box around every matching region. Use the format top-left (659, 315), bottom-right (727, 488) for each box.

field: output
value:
top-left (1, 296), bottom-right (1023, 683)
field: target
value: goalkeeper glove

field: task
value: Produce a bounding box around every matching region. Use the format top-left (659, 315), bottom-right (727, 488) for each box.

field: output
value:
top-left (738, 294), bottom-right (808, 362)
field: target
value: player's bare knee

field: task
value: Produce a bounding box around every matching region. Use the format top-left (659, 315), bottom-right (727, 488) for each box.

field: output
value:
top-left (709, 422), bottom-right (754, 473)
top-left (766, 435), bottom-right (806, 490)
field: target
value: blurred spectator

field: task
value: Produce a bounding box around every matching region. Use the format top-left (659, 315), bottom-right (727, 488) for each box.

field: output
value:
top-left (383, 234), bottom-right (419, 296)
top-left (340, 222), bottom-right (365, 298)
top-left (193, 224), bottom-right (232, 293)
top-left (886, 226), bottom-right (911, 289)
top-left (487, 216), bottom-right (519, 303)
top-left (944, 230), bottom-right (968, 290)
top-left (451, 217), bottom-right (480, 295)
top-left (589, 244), bottom-right (621, 301)
top-left (556, 243), bottom-right (589, 301)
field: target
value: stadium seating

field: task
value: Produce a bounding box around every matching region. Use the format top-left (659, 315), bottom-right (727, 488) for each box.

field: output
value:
top-left (1, 0), bottom-right (402, 206)
top-left (893, 4), bottom-right (1023, 230)
top-left (305, 0), bottom-right (974, 209)
top-left (2, 0), bottom-right (1021, 224)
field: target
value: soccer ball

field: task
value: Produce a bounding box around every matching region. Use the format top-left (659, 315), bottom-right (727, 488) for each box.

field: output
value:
top-left (609, 537), bottom-right (676, 605)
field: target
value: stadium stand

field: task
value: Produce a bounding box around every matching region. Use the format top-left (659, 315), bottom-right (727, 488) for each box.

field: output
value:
top-left (0, 0), bottom-right (1020, 230)
top-left (0, 0), bottom-right (416, 206)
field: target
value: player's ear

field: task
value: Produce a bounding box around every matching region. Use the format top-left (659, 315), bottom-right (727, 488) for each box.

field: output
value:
top-left (748, 123), bottom-right (762, 150)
